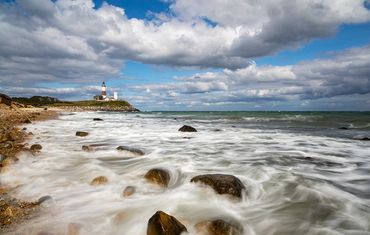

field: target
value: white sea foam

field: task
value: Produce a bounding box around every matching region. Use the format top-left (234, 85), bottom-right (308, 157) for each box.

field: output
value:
top-left (1, 112), bottom-right (370, 235)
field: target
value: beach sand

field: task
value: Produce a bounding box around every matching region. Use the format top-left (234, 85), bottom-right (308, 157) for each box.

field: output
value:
top-left (0, 103), bottom-right (59, 231)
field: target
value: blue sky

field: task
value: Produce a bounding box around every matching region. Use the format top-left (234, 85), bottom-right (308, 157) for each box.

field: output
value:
top-left (1, 0), bottom-right (370, 110)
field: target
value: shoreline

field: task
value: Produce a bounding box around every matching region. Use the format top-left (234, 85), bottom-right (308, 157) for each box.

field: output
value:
top-left (0, 103), bottom-right (59, 231)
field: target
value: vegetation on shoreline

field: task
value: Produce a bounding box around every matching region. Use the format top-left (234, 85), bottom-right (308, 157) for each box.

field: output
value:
top-left (12, 96), bottom-right (138, 111)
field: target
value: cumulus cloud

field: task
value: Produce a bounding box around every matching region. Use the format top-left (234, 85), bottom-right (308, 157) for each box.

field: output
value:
top-left (1, 0), bottom-right (370, 109)
top-left (132, 45), bottom-right (370, 110)
top-left (1, 0), bottom-right (370, 88)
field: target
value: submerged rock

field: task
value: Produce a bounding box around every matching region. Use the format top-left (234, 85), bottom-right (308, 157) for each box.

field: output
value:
top-left (338, 127), bottom-right (349, 130)
top-left (68, 223), bottom-right (83, 235)
top-left (195, 219), bottom-right (242, 235)
top-left (90, 176), bottom-right (108, 186)
top-left (178, 125), bottom-right (197, 132)
top-left (37, 195), bottom-right (52, 205)
top-left (147, 211), bottom-right (187, 235)
top-left (123, 186), bottom-right (136, 198)
top-left (144, 169), bottom-right (170, 187)
top-left (76, 131), bottom-right (88, 137)
top-left (93, 118), bottom-right (103, 121)
top-left (30, 144), bottom-right (42, 152)
top-left (116, 146), bottom-right (145, 156)
top-left (82, 145), bottom-right (93, 152)
top-left (191, 174), bottom-right (245, 199)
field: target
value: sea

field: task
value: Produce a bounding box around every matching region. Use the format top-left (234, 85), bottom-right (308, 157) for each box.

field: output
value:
top-left (2, 111), bottom-right (370, 235)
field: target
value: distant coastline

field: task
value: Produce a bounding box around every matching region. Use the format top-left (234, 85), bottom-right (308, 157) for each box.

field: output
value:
top-left (12, 96), bottom-right (140, 112)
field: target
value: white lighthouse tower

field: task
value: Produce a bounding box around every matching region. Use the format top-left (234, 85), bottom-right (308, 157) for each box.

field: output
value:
top-left (101, 81), bottom-right (107, 99)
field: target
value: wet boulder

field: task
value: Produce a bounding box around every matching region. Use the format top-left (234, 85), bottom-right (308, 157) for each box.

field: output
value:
top-left (191, 174), bottom-right (245, 199)
top-left (338, 127), bottom-right (349, 130)
top-left (93, 118), bottom-right (103, 121)
top-left (117, 146), bottom-right (145, 156)
top-left (195, 219), bottom-right (242, 235)
top-left (123, 186), bottom-right (136, 198)
top-left (147, 211), bottom-right (187, 235)
top-left (37, 195), bottom-right (53, 205)
top-left (82, 145), bottom-right (93, 152)
top-left (30, 144), bottom-right (42, 152)
top-left (24, 119), bottom-right (32, 124)
top-left (178, 125), bottom-right (197, 132)
top-left (76, 131), bottom-right (88, 137)
top-left (144, 169), bottom-right (170, 187)
top-left (90, 176), bottom-right (108, 186)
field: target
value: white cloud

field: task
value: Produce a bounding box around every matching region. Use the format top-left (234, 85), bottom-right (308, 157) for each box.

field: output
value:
top-left (132, 45), bottom-right (370, 109)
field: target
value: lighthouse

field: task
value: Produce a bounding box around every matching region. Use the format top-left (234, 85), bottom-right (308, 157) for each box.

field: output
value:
top-left (101, 81), bottom-right (107, 99)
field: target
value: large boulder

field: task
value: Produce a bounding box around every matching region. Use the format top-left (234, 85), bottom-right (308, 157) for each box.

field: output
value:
top-left (147, 211), bottom-right (187, 235)
top-left (178, 125), bottom-right (197, 132)
top-left (117, 146), bottom-right (145, 156)
top-left (0, 93), bottom-right (12, 106)
top-left (195, 219), bottom-right (242, 235)
top-left (76, 131), bottom-right (88, 137)
top-left (144, 169), bottom-right (170, 187)
top-left (191, 174), bottom-right (245, 199)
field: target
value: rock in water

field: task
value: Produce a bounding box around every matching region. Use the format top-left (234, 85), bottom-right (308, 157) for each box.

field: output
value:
top-left (82, 145), bottom-right (93, 152)
top-left (116, 146), bottom-right (145, 156)
top-left (178, 125), bottom-right (197, 132)
top-left (76, 131), bottom-right (88, 137)
top-left (179, 125), bottom-right (197, 132)
top-left (144, 169), bottom-right (170, 187)
top-left (90, 176), bottom-right (108, 186)
top-left (123, 186), bottom-right (136, 197)
top-left (191, 174), bottom-right (245, 199)
top-left (195, 219), bottom-right (242, 235)
top-left (93, 118), bottom-right (103, 121)
top-left (37, 195), bottom-right (53, 205)
top-left (30, 144), bottom-right (42, 152)
top-left (147, 211), bottom-right (187, 235)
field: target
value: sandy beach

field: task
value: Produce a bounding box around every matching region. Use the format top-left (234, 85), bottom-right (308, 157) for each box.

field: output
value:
top-left (0, 103), bottom-right (59, 231)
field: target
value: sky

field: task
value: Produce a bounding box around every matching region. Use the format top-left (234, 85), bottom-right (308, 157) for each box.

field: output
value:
top-left (0, 0), bottom-right (370, 111)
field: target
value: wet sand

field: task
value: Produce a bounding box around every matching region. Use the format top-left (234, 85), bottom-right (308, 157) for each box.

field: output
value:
top-left (0, 103), bottom-right (59, 232)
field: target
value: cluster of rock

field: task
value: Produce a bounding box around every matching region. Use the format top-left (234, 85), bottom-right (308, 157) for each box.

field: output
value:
top-left (77, 122), bottom-right (243, 234)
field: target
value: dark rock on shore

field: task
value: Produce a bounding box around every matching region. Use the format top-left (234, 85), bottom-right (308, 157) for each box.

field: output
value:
top-left (93, 118), bottom-right (103, 121)
top-left (145, 169), bottom-right (170, 187)
top-left (0, 93), bottom-right (12, 106)
top-left (147, 211), bottom-right (187, 235)
top-left (123, 186), bottom-right (136, 198)
top-left (178, 125), bottom-right (197, 132)
top-left (76, 131), bottom-right (88, 137)
top-left (24, 119), bottom-right (32, 124)
top-left (191, 174), bottom-right (245, 199)
top-left (195, 219), bottom-right (242, 235)
top-left (117, 146), bottom-right (145, 156)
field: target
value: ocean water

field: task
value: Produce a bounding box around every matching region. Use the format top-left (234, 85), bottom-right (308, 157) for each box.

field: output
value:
top-left (2, 111), bottom-right (370, 235)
